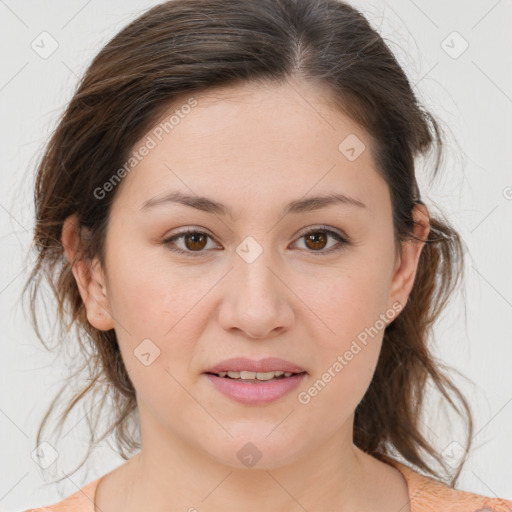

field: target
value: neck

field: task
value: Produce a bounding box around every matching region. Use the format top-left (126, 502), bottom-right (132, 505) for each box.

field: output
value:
top-left (114, 412), bottom-right (375, 511)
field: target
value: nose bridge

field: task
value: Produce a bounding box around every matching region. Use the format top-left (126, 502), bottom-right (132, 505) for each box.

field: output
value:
top-left (219, 235), bottom-right (293, 337)
top-left (234, 236), bottom-right (281, 305)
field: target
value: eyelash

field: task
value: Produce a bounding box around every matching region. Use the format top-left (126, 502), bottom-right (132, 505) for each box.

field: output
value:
top-left (161, 225), bottom-right (350, 257)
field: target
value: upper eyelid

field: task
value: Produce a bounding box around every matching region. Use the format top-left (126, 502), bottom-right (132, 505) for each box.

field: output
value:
top-left (166, 225), bottom-right (347, 240)
top-left (295, 225), bottom-right (347, 239)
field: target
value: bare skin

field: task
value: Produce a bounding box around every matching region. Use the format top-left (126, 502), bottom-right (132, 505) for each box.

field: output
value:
top-left (62, 77), bottom-right (427, 512)
top-left (94, 446), bottom-right (410, 512)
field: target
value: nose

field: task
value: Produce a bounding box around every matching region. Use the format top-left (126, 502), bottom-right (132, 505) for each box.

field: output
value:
top-left (216, 249), bottom-right (294, 339)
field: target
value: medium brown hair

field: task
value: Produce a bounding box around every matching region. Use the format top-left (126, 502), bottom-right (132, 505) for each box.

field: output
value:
top-left (23, 0), bottom-right (473, 486)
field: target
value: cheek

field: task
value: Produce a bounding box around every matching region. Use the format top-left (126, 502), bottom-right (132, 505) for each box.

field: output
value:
top-left (315, 295), bottom-right (384, 401)
top-left (298, 262), bottom-right (391, 412)
top-left (298, 280), bottom-right (385, 426)
top-left (103, 247), bottom-right (199, 390)
top-left (296, 343), bottom-right (381, 437)
top-left (310, 257), bottom-right (391, 345)
top-left (105, 237), bottom-right (199, 336)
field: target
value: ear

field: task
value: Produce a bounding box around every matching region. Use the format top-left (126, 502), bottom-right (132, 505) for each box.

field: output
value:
top-left (388, 203), bottom-right (430, 312)
top-left (61, 214), bottom-right (115, 331)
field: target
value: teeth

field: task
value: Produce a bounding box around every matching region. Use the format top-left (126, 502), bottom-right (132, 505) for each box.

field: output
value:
top-left (217, 370), bottom-right (297, 380)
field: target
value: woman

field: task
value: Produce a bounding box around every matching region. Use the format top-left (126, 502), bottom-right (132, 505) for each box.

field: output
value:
top-left (22, 0), bottom-right (511, 510)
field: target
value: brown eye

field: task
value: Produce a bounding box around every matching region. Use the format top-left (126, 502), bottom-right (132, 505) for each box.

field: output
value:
top-left (182, 232), bottom-right (208, 251)
top-left (304, 231), bottom-right (328, 251)
top-left (163, 229), bottom-right (217, 256)
top-left (163, 226), bottom-right (350, 258)
top-left (293, 227), bottom-right (350, 255)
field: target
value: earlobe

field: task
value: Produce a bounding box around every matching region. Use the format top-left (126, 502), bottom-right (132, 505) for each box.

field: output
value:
top-left (388, 203), bottom-right (430, 310)
top-left (61, 214), bottom-right (115, 332)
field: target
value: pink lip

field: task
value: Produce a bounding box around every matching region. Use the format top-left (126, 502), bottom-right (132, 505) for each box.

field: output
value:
top-left (204, 357), bottom-right (306, 374)
top-left (205, 372), bottom-right (307, 405)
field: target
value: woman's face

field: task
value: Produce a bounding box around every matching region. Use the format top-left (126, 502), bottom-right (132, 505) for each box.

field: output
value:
top-left (66, 79), bottom-right (428, 470)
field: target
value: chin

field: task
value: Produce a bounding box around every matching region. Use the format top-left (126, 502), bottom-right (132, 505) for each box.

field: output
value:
top-left (204, 434), bottom-right (306, 471)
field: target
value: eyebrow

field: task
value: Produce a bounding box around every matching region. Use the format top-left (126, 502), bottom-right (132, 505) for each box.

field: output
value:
top-left (140, 190), bottom-right (367, 217)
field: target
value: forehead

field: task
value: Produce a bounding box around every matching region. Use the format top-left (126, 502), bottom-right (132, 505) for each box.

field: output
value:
top-left (110, 79), bottom-right (388, 218)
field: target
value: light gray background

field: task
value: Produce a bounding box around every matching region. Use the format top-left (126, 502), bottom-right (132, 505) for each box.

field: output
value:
top-left (1, 1), bottom-right (511, 510)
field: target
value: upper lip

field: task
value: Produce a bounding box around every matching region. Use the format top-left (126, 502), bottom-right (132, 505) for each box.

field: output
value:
top-left (204, 357), bottom-right (307, 374)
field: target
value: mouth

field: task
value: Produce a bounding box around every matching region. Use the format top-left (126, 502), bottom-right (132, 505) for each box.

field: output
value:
top-left (204, 370), bottom-right (307, 383)
top-left (202, 357), bottom-right (308, 403)
top-left (204, 370), bottom-right (308, 405)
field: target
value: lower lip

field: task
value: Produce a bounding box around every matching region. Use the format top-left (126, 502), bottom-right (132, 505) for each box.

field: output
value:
top-left (204, 373), bottom-right (307, 405)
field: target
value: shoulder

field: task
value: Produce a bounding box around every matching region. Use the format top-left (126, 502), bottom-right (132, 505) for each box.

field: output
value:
top-left (21, 477), bottom-right (101, 512)
top-left (390, 459), bottom-right (512, 512)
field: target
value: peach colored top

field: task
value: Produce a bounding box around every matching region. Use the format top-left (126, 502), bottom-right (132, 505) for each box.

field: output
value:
top-left (23, 458), bottom-right (512, 512)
